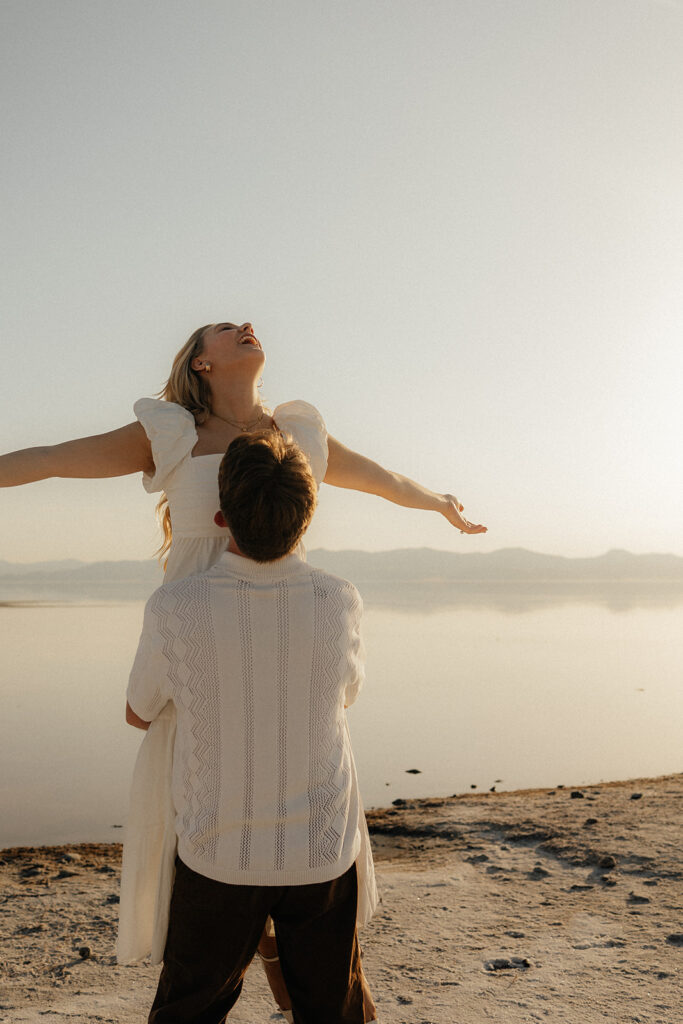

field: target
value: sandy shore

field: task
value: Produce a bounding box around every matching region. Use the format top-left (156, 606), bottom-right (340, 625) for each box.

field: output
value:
top-left (1, 774), bottom-right (681, 1024)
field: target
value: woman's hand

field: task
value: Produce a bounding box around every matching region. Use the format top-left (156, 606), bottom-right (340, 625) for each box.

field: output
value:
top-left (442, 494), bottom-right (487, 535)
top-left (325, 437), bottom-right (488, 535)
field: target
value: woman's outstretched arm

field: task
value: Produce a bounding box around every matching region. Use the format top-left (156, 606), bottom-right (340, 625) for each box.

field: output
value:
top-left (324, 436), bottom-right (487, 535)
top-left (0, 422), bottom-right (154, 486)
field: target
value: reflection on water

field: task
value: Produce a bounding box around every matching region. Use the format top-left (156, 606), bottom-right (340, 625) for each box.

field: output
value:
top-left (354, 579), bottom-right (683, 614)
top-left (5, 578), bottom-right (683, 614)
top-left (1, 588), bottom-right (682, 847)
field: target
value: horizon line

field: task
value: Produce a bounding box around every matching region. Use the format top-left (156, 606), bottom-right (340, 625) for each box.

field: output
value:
top-left (1, 546), bottom-right (683, 568)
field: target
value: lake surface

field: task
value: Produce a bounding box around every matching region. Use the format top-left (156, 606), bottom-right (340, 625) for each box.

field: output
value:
top-left (1, 593), bottom-right (682, 847)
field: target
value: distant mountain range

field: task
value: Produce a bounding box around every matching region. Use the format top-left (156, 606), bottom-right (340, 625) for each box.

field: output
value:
top-left (0, 559), bottom-right (85, 576)
top-left (1, 549), bottom-right (682, 610)
top-left (309, 548), bottom-right (683, 582)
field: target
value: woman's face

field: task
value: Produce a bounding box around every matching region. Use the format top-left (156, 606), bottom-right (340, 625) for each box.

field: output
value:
top-left (192, 322), bottom-right (265, 375)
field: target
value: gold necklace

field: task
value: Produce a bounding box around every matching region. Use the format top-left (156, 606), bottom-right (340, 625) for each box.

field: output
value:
top-left (211, 406), bottom-right (266, 432)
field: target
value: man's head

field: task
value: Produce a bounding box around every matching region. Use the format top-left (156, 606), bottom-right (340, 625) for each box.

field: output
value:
top-left (215, 430), bottom-right (317, 562)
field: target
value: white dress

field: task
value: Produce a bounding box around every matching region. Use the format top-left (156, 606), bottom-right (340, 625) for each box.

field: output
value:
top-left (116, 398), bottom-right (378, 964)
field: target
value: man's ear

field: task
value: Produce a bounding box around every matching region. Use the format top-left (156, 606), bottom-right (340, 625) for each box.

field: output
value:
top-left (214, 510), bottom-right (228, 528)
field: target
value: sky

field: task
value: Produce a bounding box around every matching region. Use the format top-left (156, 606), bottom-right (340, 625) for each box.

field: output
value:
top-left (1, 0), bottom-right (682, 564)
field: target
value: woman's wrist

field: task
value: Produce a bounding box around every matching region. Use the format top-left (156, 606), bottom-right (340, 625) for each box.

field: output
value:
top-left (436, 493), bottom-right (452, 515)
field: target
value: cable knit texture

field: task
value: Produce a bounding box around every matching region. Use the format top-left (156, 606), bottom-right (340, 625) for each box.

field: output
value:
top-left (127, 552), bottom-right (363, 886)
top-left (117, 398), bottom-right (375, 964)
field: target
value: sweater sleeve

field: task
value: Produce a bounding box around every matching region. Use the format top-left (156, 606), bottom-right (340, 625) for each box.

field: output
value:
top-left (343, 588), bottom-right (365, 709)
top-left (127, 589), bottom-right (174, 721)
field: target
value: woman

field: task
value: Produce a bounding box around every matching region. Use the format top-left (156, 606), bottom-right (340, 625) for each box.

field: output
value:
top-left (1, 321), bottom-right (486, 1021)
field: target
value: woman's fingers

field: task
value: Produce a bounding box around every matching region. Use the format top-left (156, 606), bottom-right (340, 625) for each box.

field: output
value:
top-left (444, 495), bottom-right (487, 534)
top-left (458, 518), bottom-right (486, 534)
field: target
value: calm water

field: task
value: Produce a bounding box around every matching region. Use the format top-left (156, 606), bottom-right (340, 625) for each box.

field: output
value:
top-left (1, 594), bottom-right (682, 847)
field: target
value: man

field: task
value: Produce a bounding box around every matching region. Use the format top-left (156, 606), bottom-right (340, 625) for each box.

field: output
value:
top-left (126, 429), bottom-right (368, 1024)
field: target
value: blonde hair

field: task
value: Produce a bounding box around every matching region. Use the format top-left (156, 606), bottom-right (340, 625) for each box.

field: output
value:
top-left (155, 325), bottom-right (213, 561)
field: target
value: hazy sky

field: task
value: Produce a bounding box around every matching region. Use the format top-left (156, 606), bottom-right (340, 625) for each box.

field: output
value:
top-left (2, 0), bottom-right (682, 563)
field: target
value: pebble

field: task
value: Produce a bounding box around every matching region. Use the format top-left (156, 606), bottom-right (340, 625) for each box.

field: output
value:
top-left (485, 957), bottom-right (530, 971)
top-left (505, 930), bottom-right (525, 938)
top-left (392, 798), bottom-right (407, 807)
top-left (59, 852), bottom-right (81, 863)
top-left (584, 818), bottom-right (598, 827)
top-left (78, 946), bottom-right (91, 960)
top-left (55, 869), bottom-right (79, 880)
top-left (105, 893), bottom-right (120, 904)
top-left (627, 892), bottom-right (650, 905)
top-left (528, 866), bottom-right (550, 879)
top-left (665, 933), bottom-right (683, 946)
top-left (570, 791), bottom-right (585, 799)
top-left (405, 768), bottom-right (422, 775)
top-left (630, 793), bottom-right (643, 800)
top-left (599, 855), bottom-right (617, 870)
top-left (20, 865), bottom-right (44, 878)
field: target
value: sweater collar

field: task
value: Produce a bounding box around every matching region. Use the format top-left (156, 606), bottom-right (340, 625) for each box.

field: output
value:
top-left (213, 550), bottom-right (309, 582)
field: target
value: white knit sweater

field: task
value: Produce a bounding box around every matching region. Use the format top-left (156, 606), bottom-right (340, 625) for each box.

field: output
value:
top-left (127, 551), bottom-right (364, 886)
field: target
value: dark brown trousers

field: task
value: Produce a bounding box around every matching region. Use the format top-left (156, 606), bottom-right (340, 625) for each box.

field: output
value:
top-left (148, 857), bottom-right (364, 1024)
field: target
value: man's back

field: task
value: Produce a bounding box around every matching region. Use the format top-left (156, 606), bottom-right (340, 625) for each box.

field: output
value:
top-left (127, 551), bottom-right (364, 887)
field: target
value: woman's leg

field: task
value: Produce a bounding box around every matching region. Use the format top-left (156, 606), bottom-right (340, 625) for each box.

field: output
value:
top-left (257, 921), bottom-right (293, 1015)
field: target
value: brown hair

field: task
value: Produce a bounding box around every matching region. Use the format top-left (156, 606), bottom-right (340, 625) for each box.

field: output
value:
top-left (155, 325), bottom-right (213, 561)
top-left (218, 430), bottom-right (317, 562)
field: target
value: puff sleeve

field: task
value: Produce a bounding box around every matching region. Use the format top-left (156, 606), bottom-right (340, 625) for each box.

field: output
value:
top-left (272, 400), bottom-right (328, 486)
top-left (133, 398), bottom-right (197, 494)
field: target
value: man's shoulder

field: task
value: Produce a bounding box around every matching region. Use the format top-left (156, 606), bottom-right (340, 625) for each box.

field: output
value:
top-left (309, 567), bottom-right (362, 609)
top-left (145, 570), bottom-right (215, 614)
